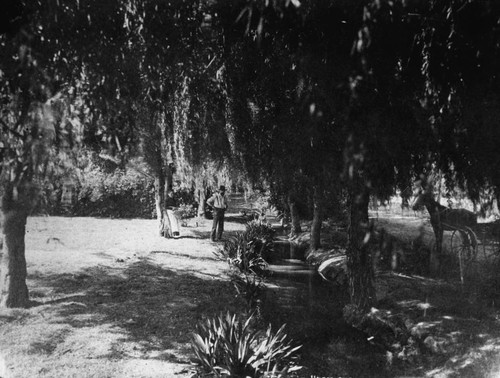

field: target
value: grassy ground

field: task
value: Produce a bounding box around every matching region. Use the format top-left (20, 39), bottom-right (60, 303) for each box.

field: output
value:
top-left (370, 208), bottom-right (500, 377)
top-left (0, 215), bottom-right (247, 378)
top-left (2, 199), bottom-right (500, 377)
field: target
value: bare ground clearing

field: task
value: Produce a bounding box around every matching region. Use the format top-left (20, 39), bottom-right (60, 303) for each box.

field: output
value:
top-left (2, 204), bottom-right (500, 377)
top-left (0, 214), bottom-right (247, 378)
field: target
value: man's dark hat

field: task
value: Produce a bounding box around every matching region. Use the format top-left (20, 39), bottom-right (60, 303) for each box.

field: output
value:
top-left (219, 185), bottom-right (226, 191)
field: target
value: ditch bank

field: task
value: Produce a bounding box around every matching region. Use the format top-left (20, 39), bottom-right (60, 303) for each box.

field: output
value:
top-left (259, 232), bottom-right (391, 377)
top-left (258, 218), bottom-right (500, 378)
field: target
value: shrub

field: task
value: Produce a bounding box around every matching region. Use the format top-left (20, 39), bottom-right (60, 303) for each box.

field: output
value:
top-left (215, 221), bottom-right (277, 275)
top-left (191, 312), bottom-right (301, 378)
top-left (230, 271), bottom-right (265, 311)
top-left (176, 203), bottom-right (197, 220)
top-left (72, 162), bottom-right (196, 219)
top-left (74, 167), bottom-right (156, 218)
top-left (215, 232), bottom-right (269, 275)
top-left (31, 180), bottom-right (63, 215)
top-left (244, 221), bottom-right (276, 261)
top-left (172, 187), bottom-right (197, 208)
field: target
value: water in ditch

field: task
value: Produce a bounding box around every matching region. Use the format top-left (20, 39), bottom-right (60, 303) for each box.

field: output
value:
top-left (260, 240), bottom-right (393, 378)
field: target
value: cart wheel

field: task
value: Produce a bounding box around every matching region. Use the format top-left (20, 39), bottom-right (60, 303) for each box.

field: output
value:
top-left (451, 230), bottom-right (475, 284)
top-left (451, 229), bottom-right (476, 263)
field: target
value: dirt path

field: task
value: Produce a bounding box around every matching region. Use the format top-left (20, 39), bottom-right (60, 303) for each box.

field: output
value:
top-left (0, 206), bottom-right (248, 378)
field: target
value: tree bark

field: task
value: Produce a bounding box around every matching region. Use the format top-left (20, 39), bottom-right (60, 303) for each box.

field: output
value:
top-left (165, 163), bottom-right (173, 196)
top-left (310, 186), bottom-right (322, 250)
top-left (346, 186), bottom-right (375, 312)
top-left (288, 194), bottom-right (301, 236)
top-left (162, 163), bottom-right (174, 210)
top-left (154, 171), bottom-right (170, 238)
top-left (0, 205), bottom-right (29, 308)
top-left (197, 186), bottom-right (207, 218)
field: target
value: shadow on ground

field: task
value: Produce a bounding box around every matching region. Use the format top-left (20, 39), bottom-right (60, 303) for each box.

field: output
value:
top-left (223, 215), bottom-right (251, 225)
top-left (190, 228), bottom-right (241, 240)
top-left (25, 258), bottom-right (244, 362)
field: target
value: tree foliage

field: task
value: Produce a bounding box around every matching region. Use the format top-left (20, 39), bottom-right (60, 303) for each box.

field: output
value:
top-left (2, 0), bottom-right (500, 311)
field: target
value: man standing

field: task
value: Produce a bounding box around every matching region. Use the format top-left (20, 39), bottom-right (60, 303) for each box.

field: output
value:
top-left (207, 185), bottom-right (228, 241)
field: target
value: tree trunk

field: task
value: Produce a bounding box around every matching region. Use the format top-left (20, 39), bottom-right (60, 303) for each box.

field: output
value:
top-left (0, 206), bottom-right (29, 308)
top-left (162, 163), bottom-right (174, 211)
top-left (197, 186), bottom-right (207, 218)
top-left (346, 186), bottom-right (375, 312)
top-left (497, 192), bottom-right (500, 215)
top-left (154, 172), bottom-right (170, 238)
top-left (310, 186), bottom-right (322, 250)
top-left (165, 164), bottom-right (173, 196)
top-left (288, 194), bottom-right (301, 236)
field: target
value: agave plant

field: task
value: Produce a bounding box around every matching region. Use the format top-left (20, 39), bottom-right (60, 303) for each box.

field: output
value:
top-left (214, 220), bottom-right (277, 275)
top-left (215, 232), bottom-right (268, 275)
top-left (249, 323), bottom-right (302, 375)
top-left (231, 271), bottom-right (265, 311)
top-left (191, 312), bottom-right (301, 378)
top-left (245, 220), bottom-right (276, 239)
top-left (244, 221), bottom-right (276, 261)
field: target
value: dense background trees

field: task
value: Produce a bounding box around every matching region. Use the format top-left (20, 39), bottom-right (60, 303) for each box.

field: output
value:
top-left (1, 0), bottom-right (500, 317)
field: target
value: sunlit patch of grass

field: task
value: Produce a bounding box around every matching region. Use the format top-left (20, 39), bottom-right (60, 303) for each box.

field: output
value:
top-left (0, 308), bottom-right (32, 325)
top-left (28, 328), bottom-right (71, 355)
top-left (1, 262), bottom-right (243, 376)
top-left (29, 259), bottom-right (245, 351)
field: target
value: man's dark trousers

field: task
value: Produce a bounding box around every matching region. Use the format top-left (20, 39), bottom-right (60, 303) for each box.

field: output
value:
top-left (211, 208), bottom-right (225, 241)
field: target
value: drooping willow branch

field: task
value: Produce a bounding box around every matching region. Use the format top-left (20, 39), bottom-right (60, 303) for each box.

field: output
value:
top-left (0, 118), bottom-right (23, 139)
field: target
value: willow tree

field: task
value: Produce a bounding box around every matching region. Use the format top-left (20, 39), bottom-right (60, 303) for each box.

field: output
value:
top-left (0, 0), bottom-right (153, 307)
top-left (357, 0), bottom-right (500, 274)
top-left (216, 4), bottom-right (304, 234)
top-left (218, 0), bottom-right (500, 312)
top-left (133, 2), bottom-right (199, 236)
top-left (0, 1), bottom-right (89, 307)
top-left (153, 6), bottom-right (243, 218)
